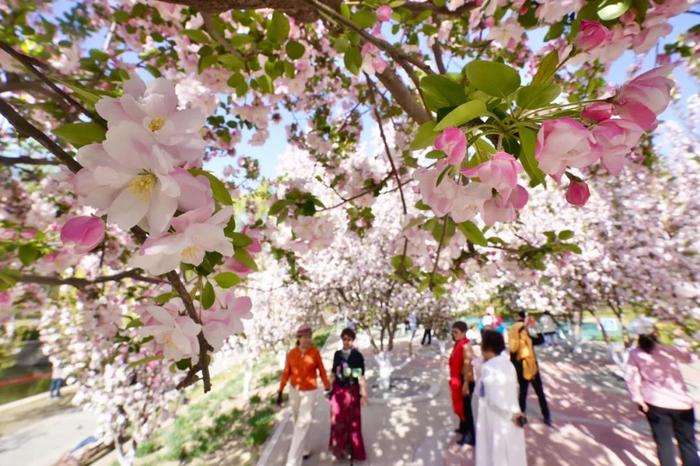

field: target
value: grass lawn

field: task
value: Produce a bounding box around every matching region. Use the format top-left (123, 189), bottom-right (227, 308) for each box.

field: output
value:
top-left (131, 326), bottom-right (333, 466)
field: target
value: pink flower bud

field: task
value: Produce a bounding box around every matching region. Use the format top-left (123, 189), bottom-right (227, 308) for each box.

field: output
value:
top-left (434, 128), bottom-right (467, 167)
top-left (376, 5), bottom-right (393, 22)
top-left (582, 102), bottom-right (615, 123)
top-left (565, 180), bottom-right (591, 206)
top-left (576, 20), bottom-right (612, 52)
top-left (60, 216), bottom-right (105, 253)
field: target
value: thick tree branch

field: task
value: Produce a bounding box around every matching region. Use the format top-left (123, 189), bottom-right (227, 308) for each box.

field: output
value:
top-left (17, 270), bottom-right (166, 288)
top-left (0, 97), bottom-right (82, 173)
top-left (376, 69), bottom-right (431, 124)
top-left (0, 155), bottom-right (61, 166)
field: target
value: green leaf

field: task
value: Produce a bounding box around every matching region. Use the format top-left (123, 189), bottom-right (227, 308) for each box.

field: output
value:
top-left (53, 122), bottom-right (106, 148)
top-left (410, 121), bottom-right (437, 150)
top-left (465, 60), bottom-right (521, 98)
top-left (214, 272), bottom-right (241, 289)
top-left (175, 358), bottom-right (192, 371)
top-left (352, 8), bottom-right (376, 28)
top-left (61, 81), bottom-right (107, 107)
top-left (190, 169), bottom-right (233, 205)
top-left (154, 291), bottom-right (177, 305)
top-left (344, 47), bottom-right (362, 75)
top-left (201, 281), bottom-right (215, 310)
top-left (218, 53), bottom-right (244, 70)
top-left (391, 255), bottom-right (413, 270)
top-left (558, 230), bottom-right (575, 240)
top-left (231, 232), bottom-right (253, 247)
top-left (434, 100), bottom-right (487, 131)
top-left (532, 50), bottom-right (559, 85)
top-left (544, 21), bottom-right (565, 41)
top-left (457, 221), bottom-right (487, 246)
top-left (268, 199), bottom-right (288, 216)
top-left (18, 244), bottom-right (40, 266)
top-left (234, 248), bottom-right (258, 271)
top-left (562, 243), bottom-right (583, 254)
top-left (415, 200), bottom-right (432, 211)
top-left (268, 11), bottom-right (290, 43)
top-left (227, 73), bottom-right (248, 97)
top-left (518, 127), bottom-right (545, 187)
top-left (517, 5), bottom-right (538, 28)
top-left (515, 83), bottom-right (561, 110)
top-left (420, 75), bottom-right (466, 112)
top-left (597, 0), bottom-right (631, 21)
top-left (182, 29), bottom-right (210, 44)
top-left (431, 218), bottom-right (455, 243)
top-left (340, 3), bottom-right (351, 18)
top-left (285, 41), bottom-right (306, 59)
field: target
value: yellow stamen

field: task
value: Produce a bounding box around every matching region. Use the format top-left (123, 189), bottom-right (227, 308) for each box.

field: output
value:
top-left (181, 245), bottom-right (200, 262)
top-left (147, 116), bottom-right (167, 132)
top-left (128, 173), bottom-right (157, 202)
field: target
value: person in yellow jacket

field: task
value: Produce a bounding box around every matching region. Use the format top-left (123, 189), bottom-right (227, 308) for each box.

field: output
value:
top-left (508, 311), bottom-right (552, 426)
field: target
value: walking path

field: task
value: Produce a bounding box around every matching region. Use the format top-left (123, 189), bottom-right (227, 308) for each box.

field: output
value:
top-left (259, 334), bottom-right (700, 466)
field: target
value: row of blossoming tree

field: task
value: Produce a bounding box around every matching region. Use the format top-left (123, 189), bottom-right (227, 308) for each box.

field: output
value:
top-left (1, 0), bottom-right (699, 460)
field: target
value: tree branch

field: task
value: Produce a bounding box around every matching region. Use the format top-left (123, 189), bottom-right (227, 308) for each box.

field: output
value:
top-left (0, 155), bottom-right (61, 166)
top-left (0, 41), bottom-right (103, 124)
top-left (432, 43), bottom-right (447, 74)
top-left (0, 97), bottom-right (82, 173)
top-left (376, 69), bottom-right (431, 124)
top-left (305, 0), bottom-right (433, 76)
top-left (17, 270), bottom-right (166, 288)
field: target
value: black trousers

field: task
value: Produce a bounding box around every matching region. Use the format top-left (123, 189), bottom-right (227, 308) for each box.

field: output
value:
top-left (458, 381), bottom-right (476, 437)
top-left (421, 328), bottom-right (432, 345)
top-left (646, 405), bottom-right (700, 466)
top-left (512, 355), bottom-right (551, 422)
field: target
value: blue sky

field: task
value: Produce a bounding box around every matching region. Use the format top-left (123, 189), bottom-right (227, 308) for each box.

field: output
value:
top-left (48, 2), bottom-right (699, 180)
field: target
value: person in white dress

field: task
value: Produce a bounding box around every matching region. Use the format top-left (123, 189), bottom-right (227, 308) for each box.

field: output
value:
top-left (475, 329), bottom-right (528, 466)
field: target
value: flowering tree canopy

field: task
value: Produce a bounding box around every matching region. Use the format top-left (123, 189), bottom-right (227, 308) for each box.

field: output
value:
top-left (1, 0), bottom-right (699, 450)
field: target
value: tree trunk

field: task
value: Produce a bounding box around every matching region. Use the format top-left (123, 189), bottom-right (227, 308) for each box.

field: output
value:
top-left (589, 309), bottom-right (610, 345)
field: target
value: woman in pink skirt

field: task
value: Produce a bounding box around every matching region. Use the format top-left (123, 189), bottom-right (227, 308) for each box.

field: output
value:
top-left (328, 327), bottom-right (368, 461)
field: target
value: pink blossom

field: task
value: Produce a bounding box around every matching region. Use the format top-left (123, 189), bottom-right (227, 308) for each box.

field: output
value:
top-left (435, 128), bottom-right (467, 167)
top-left (0, 229), bottom-right (14, 240)
top-left (450, 181), bottom-right (492, 223)
top-left (224, 257), bottom-right (252, 275)
top-left (461, 151), bottom-right (522, 198)
top-left (202, 292), bottom-right (252, 351)
top-left (633, 18), bottom-right (672, 54)
top-left (20, 229), bottom-right (36, 239)
top-left (0, 292), bottom-right (11, 308)
top-left (592, 119), bottom-right (643, 175)
top-left (376, 5), bottom-right (393, 22)
top-left (582, 102), bottom-right (615, 122)
top-left (615, 64), bottom-right (675, 131)
top-left (136, 303), bottom-right (201, 361)
top-left (482, 185), bottom-right (528, 226)
top-left (60, 216), bottom-right (105, 253)
top-left (129, 206), bottom-right (233, 275)
top-left (536, 118), bottom-right (601, 178)
top-left (565, 180), bottom-right (590, 206)
top-left (414, 167), bottom-right (457, 217)
top-left (576, 20), bottom-right (612, 51)
top-left (170, 168), bottom-right (213, 212)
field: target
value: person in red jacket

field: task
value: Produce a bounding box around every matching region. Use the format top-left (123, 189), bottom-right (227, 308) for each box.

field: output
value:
top-left (277, 325), bottom-right (331, 466)
top-left (449, 320), bottom-right (476, 446)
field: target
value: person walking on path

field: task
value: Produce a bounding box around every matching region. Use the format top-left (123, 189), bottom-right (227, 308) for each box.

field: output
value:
top-left (508, 311), bottom-right (552, 426)
top-left (421, 317), bottom-right (432, 346)
top-left (539, 311), bottom-right (558, 347)
top-left (277, 325), bottom-right (331, 466)
top-left (49, 360), bottom-right (65, 399)
top-left (449, 321), bottom-right (476, 446)
top-left (408, 311), bottom-right (418, 340)
top-left (475, 329), bottom-right (527, 466)
top-left (328, 327), bottom-right (368, 462)
top-left (624, 317), bottom-right (700, 466)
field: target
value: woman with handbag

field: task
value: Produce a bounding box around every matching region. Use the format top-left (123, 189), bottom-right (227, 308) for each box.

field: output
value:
top-left (328, 327), bottom-right (368, 461)
top-left (508, 310), bottom-right (552, 426)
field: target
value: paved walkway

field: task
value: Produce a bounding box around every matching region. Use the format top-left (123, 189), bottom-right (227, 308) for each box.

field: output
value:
top-left (260, 334), bottom-right (700, 466)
